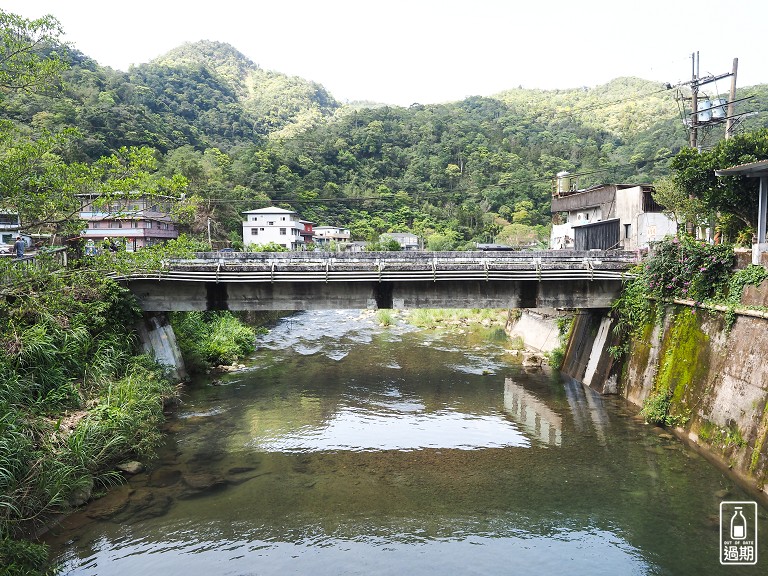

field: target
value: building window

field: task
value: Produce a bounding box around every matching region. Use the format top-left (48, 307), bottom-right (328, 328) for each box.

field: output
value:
top-left (268, 221), bottom-right (274, 225)
top-left (131, 221), bottom-right (138, 228)
top-left (624, 224), bottom-right (631, 239)
top-left (280, 228), bottom-right (287, 235)
top-left (251, 228), bottom-right (259, 235)
top-left (109, 221), bottom-right (122, 229)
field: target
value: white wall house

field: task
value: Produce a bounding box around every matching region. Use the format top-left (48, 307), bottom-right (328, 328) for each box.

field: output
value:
top-left (242, 207), bottom-right (305, 250)
top-left (313, 225), bottom-right (351, 248)
top-left (381, 232), bottom-right (420, 251)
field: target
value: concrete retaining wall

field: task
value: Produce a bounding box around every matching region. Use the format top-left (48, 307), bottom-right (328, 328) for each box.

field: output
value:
top-left (136, 312), bottom-right (187, 381)
top-left (562, 282), bottom-right (768, 503)
top-left (560, 310), bottom-right (621, 394)
top-left (505, 309), bottom-right (561, 353)
top-left (621, 303), bottom-right (768, 503)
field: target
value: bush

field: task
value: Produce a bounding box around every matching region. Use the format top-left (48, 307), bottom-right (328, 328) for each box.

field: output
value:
top-left (645, 236), bottom-right (734, 302)
top-left (170, 311), bottom-right (256, 371)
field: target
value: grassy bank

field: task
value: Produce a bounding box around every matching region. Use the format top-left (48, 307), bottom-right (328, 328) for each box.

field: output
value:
top-left (0, 259), bottom-right (178, 575)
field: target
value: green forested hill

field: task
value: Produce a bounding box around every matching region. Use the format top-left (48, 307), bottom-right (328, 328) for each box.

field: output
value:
top-left (1, 33), bottom-right (766, 247)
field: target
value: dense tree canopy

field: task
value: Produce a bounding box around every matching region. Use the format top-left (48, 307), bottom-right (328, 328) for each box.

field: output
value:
top-left (670, 129), bottom-right (768, 230)
top-left (1, 8), bottom-right (768, 248)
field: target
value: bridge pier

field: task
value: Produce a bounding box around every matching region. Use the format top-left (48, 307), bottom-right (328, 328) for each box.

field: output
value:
top-left (136, 312), bottom-right (187, 381)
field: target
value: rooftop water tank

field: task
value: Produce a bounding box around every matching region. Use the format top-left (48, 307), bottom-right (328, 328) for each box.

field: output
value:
top-left (556, 171), bottom-right (571, 195)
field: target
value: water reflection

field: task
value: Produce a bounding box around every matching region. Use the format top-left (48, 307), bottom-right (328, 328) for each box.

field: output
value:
top-left (250, 405), bottom-right (531, 452)
top-left (46, 310), bottom-right (768, 576)
top-left (563, 376), bottom-right (609, 444)
top-left (503, 378), bottom-right (562, 446)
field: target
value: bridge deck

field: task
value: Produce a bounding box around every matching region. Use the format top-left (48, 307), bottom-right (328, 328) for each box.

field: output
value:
top-left (120, 250), bottom-right (636, 283)
top-left (120, 251), bottom-right (636, 311)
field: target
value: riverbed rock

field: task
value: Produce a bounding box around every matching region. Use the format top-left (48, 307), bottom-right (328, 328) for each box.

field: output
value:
top-left (112, 488), bottom-right (173, 522)
top-left (147, 468), bottom-right (183, 488)
top-left (69, 477), bottom-right (94, 507)
top-left (521, 353), bottom-right (543, 368)
top-left (85, 485), bottom-right (134, 520)
top-left (116, 461), bottom-right (145, 475)
top-left (178, 472), bottom-right (229, 498)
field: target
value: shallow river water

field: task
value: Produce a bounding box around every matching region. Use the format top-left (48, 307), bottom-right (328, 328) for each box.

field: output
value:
top-left (47, 310), bottom-right (767, 575)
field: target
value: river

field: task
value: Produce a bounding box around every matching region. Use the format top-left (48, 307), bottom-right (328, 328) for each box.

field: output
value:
top-left (46, 309), bottom-right (767, 575)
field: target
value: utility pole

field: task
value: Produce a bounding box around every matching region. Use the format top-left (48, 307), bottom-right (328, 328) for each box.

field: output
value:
top-left (685, 52), bottom-right (735, 149)
top-left (725, 58), bottom-right (738, 139)
top-left (687, 52), bottom-right (699, 236)
top-left (689, 52), bottom-right (699, 149)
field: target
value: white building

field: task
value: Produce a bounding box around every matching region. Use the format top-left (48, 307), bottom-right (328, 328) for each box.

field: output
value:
top-left (550, 179), bottom-right (677, 251)
top-left (0, 211), bottom-right (30, 247)
top-left (242, 207), bottom-right (305, 250)
top-left (313, 225), bottom-right (351, 248)
top-left (381, 232), bottom-right (420, 251)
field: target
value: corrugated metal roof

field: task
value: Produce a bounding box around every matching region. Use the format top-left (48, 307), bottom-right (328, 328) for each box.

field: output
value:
top-left (715, 159), bottom-right (768, 176)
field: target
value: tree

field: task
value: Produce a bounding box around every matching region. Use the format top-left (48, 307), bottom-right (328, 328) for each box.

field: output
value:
top-left (651, 176), bottom-right (703, 229)
top-left (0, 9), bottom-right (67, 93)
top-left (670, 129), bottom-right (768, 230)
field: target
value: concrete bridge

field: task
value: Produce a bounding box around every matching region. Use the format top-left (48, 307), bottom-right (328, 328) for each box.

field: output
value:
top-left (118, 250), bottom-right (636, 311)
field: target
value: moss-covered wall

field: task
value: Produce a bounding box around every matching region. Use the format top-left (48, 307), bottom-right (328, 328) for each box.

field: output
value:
top-left (621, 304), bottom-right (768, 501)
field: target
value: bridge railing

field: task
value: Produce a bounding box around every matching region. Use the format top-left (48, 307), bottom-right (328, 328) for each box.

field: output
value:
top-left (116, 249), bottom-right (637, 284)
top-left (0, 247), bottom-right (68, 285)
top-left (183, 249), bottom-right (638, 265)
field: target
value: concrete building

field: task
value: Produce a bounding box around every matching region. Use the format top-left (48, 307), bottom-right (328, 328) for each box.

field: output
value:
top-left (299, 220), bottom-right (315, 245)
top-left (381, 232), bottom-right (420, 251)
top-left (550, 176), bottom-right (677, 251)
top-left (0, 211), bottom-right (31, 248)
top-left (242, 207), bottom-right (306, 250)
top-left (313, 225), bottom-right (351, 248)
top-left (78, 193), bottom-right (179, 251)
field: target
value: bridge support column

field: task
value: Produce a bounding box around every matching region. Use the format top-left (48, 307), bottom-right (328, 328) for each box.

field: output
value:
top-left (136, 312), bottom-right (187, 381)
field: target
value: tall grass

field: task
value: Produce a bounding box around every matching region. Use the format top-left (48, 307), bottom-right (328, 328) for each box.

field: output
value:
top-left (375, 309), bottom-right (396, 326)
top-left (0, 265), bottom-right (176, 566)
top-left (407, 309), bottom-right (507, 328)
top-left (171, 311), bottom-right (256, 372)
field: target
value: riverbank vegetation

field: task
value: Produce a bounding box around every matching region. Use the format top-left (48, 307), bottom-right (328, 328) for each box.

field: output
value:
top-left (170, 311), bottom-right (258, 373)
top-left (611, 235), bottom-right (768, 426)
top-left (0, 260), bottom-right (178, 574)
top-left (0, 254), bottom-right (261, 574)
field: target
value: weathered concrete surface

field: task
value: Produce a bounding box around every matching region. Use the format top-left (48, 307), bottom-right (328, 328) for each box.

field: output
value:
top-left (505, 309), bottom-right (561, 353)
top-left (560, 310), bottom-right (621, 394)
top-left (621, 305), bottom-right (768, 503)
top-left (136, 312), bottom-right (187, 380)
top-left (125, 278), bottom-right (625, 311)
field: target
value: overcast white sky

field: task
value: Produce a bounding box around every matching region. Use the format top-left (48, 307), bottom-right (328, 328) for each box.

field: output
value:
top-left (4, 0), bottom-right (766, 106)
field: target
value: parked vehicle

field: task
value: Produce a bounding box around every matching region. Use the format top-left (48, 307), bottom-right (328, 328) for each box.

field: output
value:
top-left (0, 242), bottom-right (13, 254)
